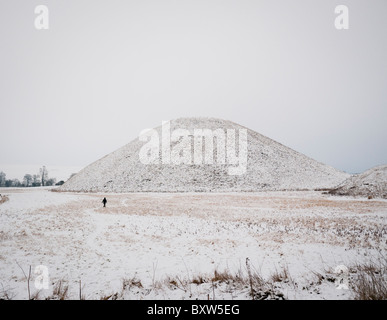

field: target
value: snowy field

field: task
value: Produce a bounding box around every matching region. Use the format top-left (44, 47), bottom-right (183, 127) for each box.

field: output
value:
top-left (0, 188), bottom-right (386, 300)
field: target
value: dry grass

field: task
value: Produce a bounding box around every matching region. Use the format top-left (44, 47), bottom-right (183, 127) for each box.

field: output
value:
top-left (122, 276), bottom-right (143, 291)
top-left (351, 258), bottom-right (387, 300)
top-left (46, 280), bottom-right (69, 300)
top-left (166, 276), bottom-right (190, 292)
top-left (0, 195), bottom-right (9, 205)
top-left (187, 263), bottom-right (283, 300)
top-left (67, 192), bottom-right (387, 218)
top-left (5, 257), bottom-right (387, 300)
top-left (310, 270), bottom-right (327, 286)
top-left (3, 189), bottom-right (387, 300)
top-left (23, 191), bottom-right (387, 250)
top-left (0, 284), bottom-right (15, 300)
top-left (270, 265), bottom-right (292, 283)
top-left (191, 275), bottom-right (208, 285)
top-left (99, 293), bottom-right (118, 300)
top-left (212, 269), bottom-right (236, 283)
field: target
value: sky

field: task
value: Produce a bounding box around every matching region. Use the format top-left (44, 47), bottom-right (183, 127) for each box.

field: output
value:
top-left (0, 0), bottom-right (386, 178)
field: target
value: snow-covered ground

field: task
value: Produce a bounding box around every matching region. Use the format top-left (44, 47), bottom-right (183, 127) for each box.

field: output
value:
top-left (0, 188), bottom-right (386, 300)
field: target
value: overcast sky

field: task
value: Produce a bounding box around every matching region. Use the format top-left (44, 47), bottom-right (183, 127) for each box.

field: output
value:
top-left (0, 0), bottom-right (386, 175)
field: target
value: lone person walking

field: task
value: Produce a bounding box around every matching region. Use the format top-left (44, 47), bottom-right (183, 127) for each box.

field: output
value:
top-left (102, 197), bottom-right (107, 208)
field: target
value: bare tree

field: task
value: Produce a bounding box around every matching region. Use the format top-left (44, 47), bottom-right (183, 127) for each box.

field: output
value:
top-left (32, 174), bottom-right (41, 187)
top-left (12, 179), bottom-right (22, 187)
top-left (0, 171), bottom-right (6, 187)
top-left (5, 180), bottom-right (13, 188)
top-left (23, 174), bottom-right (33, 187)
top-left (39, 166), bottom-right (48, 186)
top-left (46, 178), bottom-right (56, 186)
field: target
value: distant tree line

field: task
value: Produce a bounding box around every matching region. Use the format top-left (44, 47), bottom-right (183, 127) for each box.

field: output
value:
top-left (0, 166), bottom-right (71, 188)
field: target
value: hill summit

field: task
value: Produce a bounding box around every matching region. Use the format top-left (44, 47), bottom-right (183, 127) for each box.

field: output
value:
top-left (329, 165), bottom-right (387, 199)
top-left (60, 118), bottom-right (349, 192)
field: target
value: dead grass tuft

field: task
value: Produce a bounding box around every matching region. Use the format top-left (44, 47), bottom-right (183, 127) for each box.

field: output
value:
top-left (351, 258), bottom-right (387, 300)
top-left (46, 280), bottom-right (69, 300)
top-left (122, 277), bottom-right (143, 291)
top-left (212, 269), bottom-right (235, 283)
top-left (0, 284), bottom-right (15, 300)
top-left (271, 265), bottom-right (292, 283)
top-left (166, 276), bottom-right (189, 292)
top-left (191, 275), bottom-right (208, 285)
top-left (0, 195), bottom-right (9, 205)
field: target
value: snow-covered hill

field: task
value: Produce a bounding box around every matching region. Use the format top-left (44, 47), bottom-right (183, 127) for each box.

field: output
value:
top-left (329, 165), bottom-right (387, 199)
top-left (60, 118), bottom-right (349, 192)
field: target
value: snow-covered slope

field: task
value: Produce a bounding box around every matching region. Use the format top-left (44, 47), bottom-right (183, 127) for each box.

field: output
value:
top-left (329, 165), bottom-right (387, 199)
top-left (60, 118), bottom-right (349, 192)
